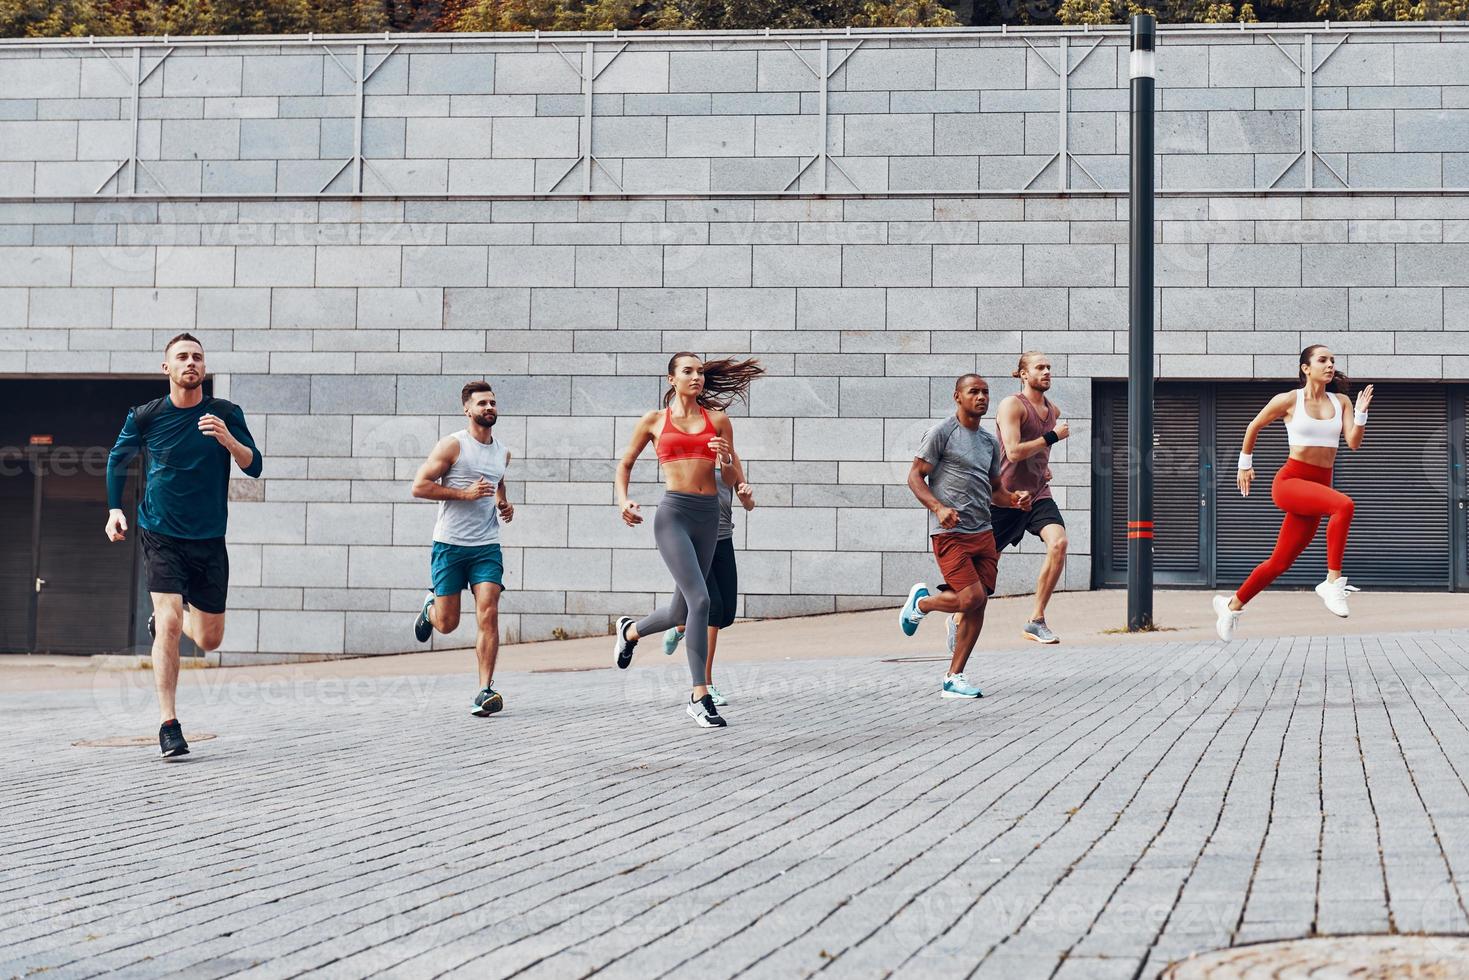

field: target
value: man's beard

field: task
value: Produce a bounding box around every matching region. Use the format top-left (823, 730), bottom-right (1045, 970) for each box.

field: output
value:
top-left (177, 374), bottom-right (203, 390)
top-left (474, 413), bottom-right (496, 428)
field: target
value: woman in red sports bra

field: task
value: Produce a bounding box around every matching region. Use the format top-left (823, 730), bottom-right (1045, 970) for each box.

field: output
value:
top-left (612, 352), bottom-right (764, 730)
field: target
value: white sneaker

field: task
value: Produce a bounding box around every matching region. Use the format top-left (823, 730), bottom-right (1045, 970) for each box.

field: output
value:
top-left (687, 693), bottom-right (727, 728)
top-left (1213, 595), bottom-right (1242, 642)
top-left (1315, 576), bottom-right (1356, 618)
top-left (946, 614), bottom-right (957, 654)
top-left (708, 685), bottom-right (728, 707)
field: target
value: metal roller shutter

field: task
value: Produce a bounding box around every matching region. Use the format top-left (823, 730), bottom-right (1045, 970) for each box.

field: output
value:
top-left (1462, 397), bottom-right (1468, 585)
top-left (1214, 382), bottom-right (1451, 589)
top-left (1108, 387), bottom-right (1205, 579)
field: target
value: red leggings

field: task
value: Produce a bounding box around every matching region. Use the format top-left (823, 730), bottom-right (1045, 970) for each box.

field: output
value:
top-left (1236, 459), bottom-right (1354, 605)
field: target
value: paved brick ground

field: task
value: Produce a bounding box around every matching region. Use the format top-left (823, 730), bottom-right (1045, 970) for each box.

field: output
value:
top-left (4, 629), bottom-right (1469, 979)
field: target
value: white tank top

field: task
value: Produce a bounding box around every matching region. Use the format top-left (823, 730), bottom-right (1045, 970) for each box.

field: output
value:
top-left (1284, 388), bottom-right (1342, 448)
top-left (432, 431), bottom-right (509, 547)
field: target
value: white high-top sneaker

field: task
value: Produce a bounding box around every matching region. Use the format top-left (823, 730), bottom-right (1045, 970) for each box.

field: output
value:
top-left (1213, 595), bottom-right (1242, 641)
top-left (1314, 576), bottom-right (1356, 618)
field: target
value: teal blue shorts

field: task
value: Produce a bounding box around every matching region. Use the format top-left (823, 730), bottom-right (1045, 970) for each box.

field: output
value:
top-left (430, 541), bottom-right (504, 596)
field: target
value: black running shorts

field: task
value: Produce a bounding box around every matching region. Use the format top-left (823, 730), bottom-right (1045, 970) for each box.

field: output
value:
top-left (992, 497), bottom-right (1065, 552)
top-left (140, 528), bottom-right (229, 614)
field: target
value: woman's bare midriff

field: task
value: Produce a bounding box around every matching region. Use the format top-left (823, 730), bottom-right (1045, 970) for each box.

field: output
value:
top-left (1288, 446), bottom-right (1338, 467)
top-left (659, 456), bottom-right (719, 495)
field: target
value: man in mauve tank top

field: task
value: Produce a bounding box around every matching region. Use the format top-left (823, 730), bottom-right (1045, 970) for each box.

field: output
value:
top-left (410, 381), bottom-right (515, 717)
top-left (992, 352), bottom-right (1071, 645)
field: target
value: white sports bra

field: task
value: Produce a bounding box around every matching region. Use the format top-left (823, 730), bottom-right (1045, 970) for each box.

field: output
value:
top-left (1285, 387), bottom-right (1342, 448)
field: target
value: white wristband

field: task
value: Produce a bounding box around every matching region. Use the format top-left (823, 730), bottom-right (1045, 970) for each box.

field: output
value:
top-left (1354, 411), bottom-right (1368, 426)
top-left (1238, 452), bottom-right (1253, 471)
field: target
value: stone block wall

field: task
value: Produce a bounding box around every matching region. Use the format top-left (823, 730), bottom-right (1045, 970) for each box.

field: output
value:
top-left (0, 25), bottom-right (1465, 655)
top-left (0, 28), bottom-right (1467, 196)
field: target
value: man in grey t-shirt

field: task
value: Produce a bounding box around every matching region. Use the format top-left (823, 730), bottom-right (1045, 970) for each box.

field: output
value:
top-left (900, 374), bottom-right (1032, 699)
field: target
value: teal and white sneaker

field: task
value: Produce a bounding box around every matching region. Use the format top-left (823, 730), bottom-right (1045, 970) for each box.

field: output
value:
top-left (708, 685), bottom-right (728, 707)
top-left (946, 614), bottom-right (958, 654)
top-left (900, 583), bottom-right (930, 637)
top-left (663, 627), bottom-right (685, 655)
top-left (414, 591), bottom-right (435, 643)
top-left (941, 673), bottom-right (983, 699)
top-left (470, 687), bottom-right (503, 717)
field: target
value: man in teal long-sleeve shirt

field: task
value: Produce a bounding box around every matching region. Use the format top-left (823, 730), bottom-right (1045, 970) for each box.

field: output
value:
top-left (105, 332), bottom-right (262, 759)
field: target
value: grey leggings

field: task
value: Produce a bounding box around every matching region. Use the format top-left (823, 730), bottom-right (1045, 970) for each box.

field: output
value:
top-left (635, 491), bottom-right (719, 686)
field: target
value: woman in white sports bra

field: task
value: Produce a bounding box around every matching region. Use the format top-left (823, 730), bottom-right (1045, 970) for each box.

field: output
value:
top-left (1213, 345), bottom-right (1374, 641)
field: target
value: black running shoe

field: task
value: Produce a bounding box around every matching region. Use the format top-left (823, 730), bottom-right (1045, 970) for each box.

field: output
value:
top-left (471, 687), bottom-right (503, 717)
top-left (147, 612), bottom-right (155, 641)
top-left (159, 719), bottom-right (190, 759)
top-left (614, 616), bottom-right (637, 669)
top-left (414, 591), bottom-right (434, 643)
top-left (687, 694), bottom-right (727, 729)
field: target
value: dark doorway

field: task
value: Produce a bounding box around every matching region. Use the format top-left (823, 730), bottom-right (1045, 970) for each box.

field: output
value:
top-left (0, 377), bottom-right (209, 654)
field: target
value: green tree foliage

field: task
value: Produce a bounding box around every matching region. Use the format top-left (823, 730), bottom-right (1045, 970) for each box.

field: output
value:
top-left (0, 0), bottom-right (1462, 37)
top-left (442, 0), bottom-right (957, 30)
top-left (0, 0), bottom-right (955, 36)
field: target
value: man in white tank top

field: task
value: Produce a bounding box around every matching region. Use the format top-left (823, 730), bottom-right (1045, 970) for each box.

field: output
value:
top-left (410, 381), bottom-right (514, 717)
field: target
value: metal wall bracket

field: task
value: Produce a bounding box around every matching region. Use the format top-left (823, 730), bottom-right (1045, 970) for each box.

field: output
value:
top-left (1023, 35), bottom-right (1108, 192)
top-left (92, 46), bottom-right (171, 195)
top-left (782, 39), bottom-right (863, 194)
top-left (319, 44), bottom-right (399, 194)
top-left (545, 41), bottom-right (628, 194)
top-left (1265, 32), bottom-right (1351, 189)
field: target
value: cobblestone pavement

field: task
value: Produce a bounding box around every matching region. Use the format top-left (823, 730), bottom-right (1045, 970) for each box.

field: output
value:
top-left (4, 630), bottom-right (1469, 979)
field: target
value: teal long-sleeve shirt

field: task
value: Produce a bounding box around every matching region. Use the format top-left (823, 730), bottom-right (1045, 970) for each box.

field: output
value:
top-left (106, 396), bottom-right (263, 540)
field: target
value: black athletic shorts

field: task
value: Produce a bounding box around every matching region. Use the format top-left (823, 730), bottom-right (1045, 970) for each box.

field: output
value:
top-left (140, 528), bottom-right (229, 614)
top-left (992, 497), bottom-right (1065, 552)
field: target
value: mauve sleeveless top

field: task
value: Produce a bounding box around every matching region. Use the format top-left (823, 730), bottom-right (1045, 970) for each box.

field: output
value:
top-left (998, 396), bottom-right (1057, 502)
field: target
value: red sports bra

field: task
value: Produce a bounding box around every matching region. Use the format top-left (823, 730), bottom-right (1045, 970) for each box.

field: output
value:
top-left (656, 407), bottom-right (717, 464)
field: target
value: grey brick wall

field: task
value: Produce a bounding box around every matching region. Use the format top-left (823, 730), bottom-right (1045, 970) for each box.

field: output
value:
top-left (0, 28), bottom-right (1467, 196)
top-left (0, 25), bottom-right (1466, 655)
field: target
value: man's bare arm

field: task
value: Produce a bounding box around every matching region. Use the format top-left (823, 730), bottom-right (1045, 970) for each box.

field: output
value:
top-left (411, 437), bottom-right (469, 501)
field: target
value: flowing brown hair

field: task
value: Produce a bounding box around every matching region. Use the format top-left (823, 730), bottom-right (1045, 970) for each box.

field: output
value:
top-left (1298, 344), bottom-right (1352, 395)
top-left (661, 352), bottom-right (764, 410)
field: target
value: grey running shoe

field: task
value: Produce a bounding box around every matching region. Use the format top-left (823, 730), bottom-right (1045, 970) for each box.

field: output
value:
top-left (1023, 619), bottom-right (1059, 644)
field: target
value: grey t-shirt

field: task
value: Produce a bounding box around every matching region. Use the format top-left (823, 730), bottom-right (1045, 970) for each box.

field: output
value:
top-left (916, 415), bottom-right (1003, 537)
